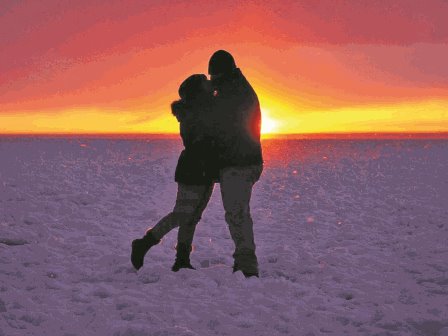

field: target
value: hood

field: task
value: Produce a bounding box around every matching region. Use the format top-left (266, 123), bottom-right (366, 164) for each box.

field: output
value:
top-left (212, 68), bottom-right (244, 92)
top-left (171, 100), bottom-right (188, 122)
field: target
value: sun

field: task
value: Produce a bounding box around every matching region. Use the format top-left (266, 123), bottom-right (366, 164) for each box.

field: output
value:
top-left (261, 108), bottom-right (279, 134)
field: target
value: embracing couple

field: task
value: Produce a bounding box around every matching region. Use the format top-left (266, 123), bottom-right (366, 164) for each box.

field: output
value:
top-left (131, 50), bottom-right (263, 278)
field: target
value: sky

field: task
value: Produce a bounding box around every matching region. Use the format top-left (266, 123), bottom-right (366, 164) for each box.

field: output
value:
top-left (1, 0), bottom-right (448, 135)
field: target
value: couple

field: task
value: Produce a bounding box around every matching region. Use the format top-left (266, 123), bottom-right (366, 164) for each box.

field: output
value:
top-left (131, 50), bottom-right (263, 278)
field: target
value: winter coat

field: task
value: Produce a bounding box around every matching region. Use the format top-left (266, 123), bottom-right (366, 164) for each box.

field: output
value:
top-left (211, 68), bottom-right (263, 173)
top-left (171, 95), bottom-right (219, 185)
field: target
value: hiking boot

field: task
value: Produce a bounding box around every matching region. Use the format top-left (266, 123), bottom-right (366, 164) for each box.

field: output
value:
top-left (171, 243), bottom-right (195, 272)
top-left (131, 230), bottom-right (160, 270)
top-left (171, 260), bottom-right (195, 272)
top-left (233, 264), bottom-right (259, 278)
top-left (233, 254), bottom-right (259, 278)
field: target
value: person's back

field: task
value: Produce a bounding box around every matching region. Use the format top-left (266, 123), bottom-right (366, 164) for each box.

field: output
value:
top-left (211, 68), bottom-right (263, 168)
top-left (207, 50), bottom-right (264, 277)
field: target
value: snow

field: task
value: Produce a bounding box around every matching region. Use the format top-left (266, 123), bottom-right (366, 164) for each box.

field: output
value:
top-left (0, 137), bottom-right (447, 335)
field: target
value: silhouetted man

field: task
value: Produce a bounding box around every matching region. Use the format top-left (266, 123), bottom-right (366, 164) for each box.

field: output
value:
top-left (208, 50), bottom-right (263, 277)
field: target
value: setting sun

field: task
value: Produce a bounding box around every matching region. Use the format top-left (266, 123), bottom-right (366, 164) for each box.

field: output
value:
top-left (1, 1), bottom-right (448, 136)
top-left (261, 109), bottom-right (279, 135)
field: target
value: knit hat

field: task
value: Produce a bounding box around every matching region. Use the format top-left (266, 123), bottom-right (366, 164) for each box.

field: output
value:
top-left (208, 50), bottom-right (236, 76)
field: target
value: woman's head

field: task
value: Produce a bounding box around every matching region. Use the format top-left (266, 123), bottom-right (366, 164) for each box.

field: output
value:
top-left (178, 74), bottom-right (210, 102)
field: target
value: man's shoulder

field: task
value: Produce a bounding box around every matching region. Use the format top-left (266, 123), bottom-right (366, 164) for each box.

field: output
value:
top-left (235, 70), bottom-right (258, 98)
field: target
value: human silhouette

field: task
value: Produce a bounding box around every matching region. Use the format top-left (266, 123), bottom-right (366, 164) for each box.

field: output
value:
top-left (131, 74), bottom-right (218, 271)
top-left (131, 50), bottom-right (263, 278)
top-left (208, 50), bottom-right (263, 277)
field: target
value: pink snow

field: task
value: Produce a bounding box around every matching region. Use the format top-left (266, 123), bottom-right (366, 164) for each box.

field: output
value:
top-left (1, 137), bottom-right (447, 335)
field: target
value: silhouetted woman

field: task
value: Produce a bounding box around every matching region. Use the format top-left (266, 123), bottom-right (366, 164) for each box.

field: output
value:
top-left (131, 74), bottom-right (218, 271)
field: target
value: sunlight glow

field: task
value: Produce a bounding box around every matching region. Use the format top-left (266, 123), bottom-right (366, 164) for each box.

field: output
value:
top-left (1, 100), bottom-right (447, 135)
top-left (261, 108), bottom-right (280, 134)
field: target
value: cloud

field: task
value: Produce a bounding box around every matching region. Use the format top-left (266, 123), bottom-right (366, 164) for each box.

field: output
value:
top-left (265, 0), bottom-right (448, 45)
top-left (1, 0), bottom-right (448, 115)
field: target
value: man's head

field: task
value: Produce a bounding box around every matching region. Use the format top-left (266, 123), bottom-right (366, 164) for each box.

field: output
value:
top-left (208, 50), bottom-right (236, 80)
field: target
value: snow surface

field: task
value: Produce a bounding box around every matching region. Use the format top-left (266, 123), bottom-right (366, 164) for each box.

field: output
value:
top-left (0, 137), bottom-right (447, 336)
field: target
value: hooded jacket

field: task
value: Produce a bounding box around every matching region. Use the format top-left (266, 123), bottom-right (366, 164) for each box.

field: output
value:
top-left (211, 68), bottom-right (263, 169)
top-left (171, 96), bottom-right (219, 185)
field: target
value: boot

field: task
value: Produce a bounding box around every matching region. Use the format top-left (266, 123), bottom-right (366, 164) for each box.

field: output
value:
top-left (171, 243), bottom-right (195, 272)
top-left (233, 264), bottom-right (259, 278)
top-left (232, 252), bottom-right (259, 278)
top-left (131, 230), bottom-right (160, 270)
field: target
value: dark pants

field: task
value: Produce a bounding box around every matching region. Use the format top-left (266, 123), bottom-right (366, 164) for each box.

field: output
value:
top-left (150, 164), bottom-right (262, 273)
top-left (219, 164), bottom-right (262, 273)
top-left (150, 183), bottom-right (214, 245)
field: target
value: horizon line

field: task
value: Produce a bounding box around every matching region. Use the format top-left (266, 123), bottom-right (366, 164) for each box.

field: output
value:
top-left (1, 132), bottom-right (448, 139)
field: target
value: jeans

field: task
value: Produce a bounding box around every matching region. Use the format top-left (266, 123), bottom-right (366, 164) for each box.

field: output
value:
top-left (220, 164), bottom-right (263, 272)
top-left (150, 183), bottom-right (214, 245)
top-left (150, 164), bottom-right (262, 273)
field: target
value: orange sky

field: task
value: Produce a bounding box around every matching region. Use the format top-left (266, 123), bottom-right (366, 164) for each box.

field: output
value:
top-left (1, 0), bottom-right (448, 135)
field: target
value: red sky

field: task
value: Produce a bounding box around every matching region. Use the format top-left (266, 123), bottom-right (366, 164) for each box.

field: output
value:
top-left (1, 0), bottom-right (448, 134)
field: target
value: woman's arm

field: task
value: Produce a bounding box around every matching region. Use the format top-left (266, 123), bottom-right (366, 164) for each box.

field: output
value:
top-left (172, 99), bottom-right (204, 148)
